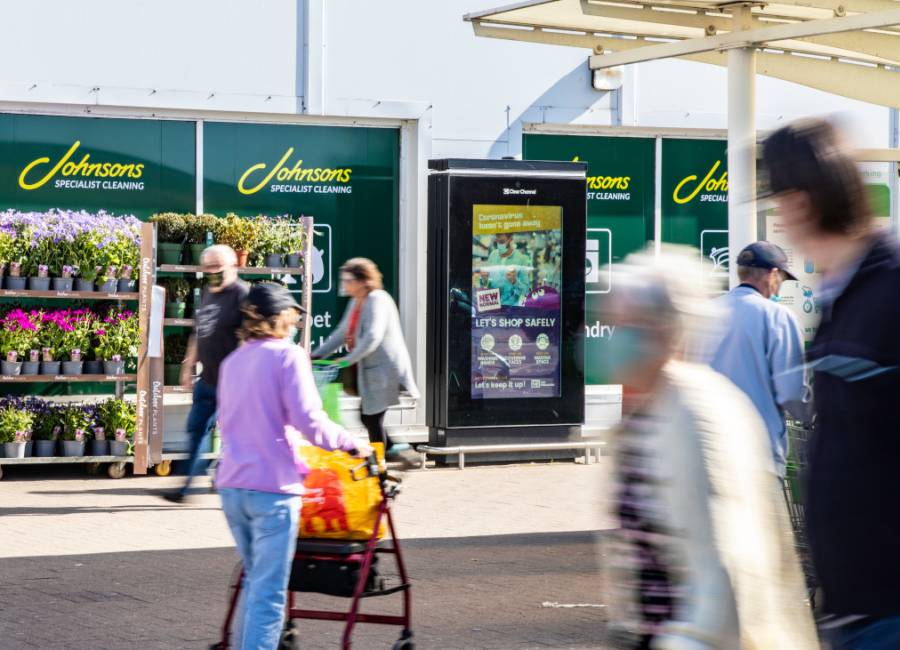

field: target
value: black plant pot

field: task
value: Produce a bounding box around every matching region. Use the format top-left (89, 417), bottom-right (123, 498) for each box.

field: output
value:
top-left (75, 279), bottom-right (95, 292)
top-left (28, 277), bottom-right (51, 291)
top-left (40, 361), bottom-right (61, 375)
top-left (118, 278), bottom-right (136, 292)
top-left (5, 276), bottom-right (27, 290)
top-left (84, 360), bottom-right (103, 375)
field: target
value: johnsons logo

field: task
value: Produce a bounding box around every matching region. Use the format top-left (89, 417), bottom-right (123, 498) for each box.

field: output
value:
top-left (238, 147), bottom-right (353, 195)
top-left (673, 160), bottom-right (728, 204)
top-left (571, 156), bottom-right (630, 201)
top-left (18, 141), bottom-right (145, 191)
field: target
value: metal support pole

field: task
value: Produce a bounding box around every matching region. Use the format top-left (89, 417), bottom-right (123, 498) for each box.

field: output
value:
top-left (890, 108), bottom-right (899, 235)
top-left (727, 5), bottom-right (757, 289)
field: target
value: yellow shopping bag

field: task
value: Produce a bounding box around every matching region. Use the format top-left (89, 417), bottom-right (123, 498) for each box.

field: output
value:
top-left (297, 443), bottom-right (385, 540)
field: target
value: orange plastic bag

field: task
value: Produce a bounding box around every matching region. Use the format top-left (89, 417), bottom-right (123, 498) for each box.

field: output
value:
top-left (297, 443), bottom-right (385, 540)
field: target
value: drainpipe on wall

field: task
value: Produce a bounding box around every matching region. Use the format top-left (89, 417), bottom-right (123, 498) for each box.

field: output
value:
top-left (303, 0), bottom-right (326, 115)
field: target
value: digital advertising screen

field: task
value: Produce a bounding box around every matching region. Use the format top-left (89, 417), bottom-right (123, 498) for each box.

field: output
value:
top-left (470, 204), bottom-right (562, 399)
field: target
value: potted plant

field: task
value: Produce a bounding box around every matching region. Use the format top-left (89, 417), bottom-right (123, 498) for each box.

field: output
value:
top-left (31, 401), bottom-right (62, 457)
top-left (118, 265), bottom-right (136, 293)
top-left (0, 309), bottom-right (38, 375)
top-left (53, 265), bottom-right (75, 292)
top-left (22, 348), bottom-right (41, 375)
top-left (94, 310), bottom-right (139, 375)
top-left (164, 278), bottom-right (191, 318)
top-left (149, 213), bottom-right (188, 265)
top-left (60, 404), bottom-right (92, 457)
top-left (5, 235), bottom-right (27, 290)
top-left (0, 406), bottom-right (33, 458)
top-left (28, 264), bottom-right (51, 291)
top-left (97, 399), bottom-right (136, 457)
top-left (37, 311), bottom-right (67, 374)
top-left (0, 229), bottom-right (14, 285)
top-left (252, 215), bottom-right (285, 268)
top-left (217, 214), bottom-right (258, 267)
top-left (164, 333), bottom-right (189, 386)
top-left (187, 213), bottom-right (221, 264)
top-left (71, 230), bottom-right (100, 291)
top-left (285, 219), bottom-right (306, 268)
top-left (59, 310), bottom-right (92, 375)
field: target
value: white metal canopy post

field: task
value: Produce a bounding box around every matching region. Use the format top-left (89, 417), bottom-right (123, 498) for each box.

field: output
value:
top-left (728, 4), bottom-right (757, 288)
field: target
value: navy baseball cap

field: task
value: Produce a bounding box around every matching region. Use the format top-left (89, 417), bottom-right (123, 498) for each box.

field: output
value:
top-left (736, 241), bottom-right (797, 281)
top-left (245, 282), bottom-right (305, 317)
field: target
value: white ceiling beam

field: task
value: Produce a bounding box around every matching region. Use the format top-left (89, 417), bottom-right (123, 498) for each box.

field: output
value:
top-left (473, 21), bottom-right (608, 50)
top-left (762, 0), bottom-right (900, 16)
top-left (580, 0), bottom-right (900, 60)
top-left (687, 47), bottom-right (900, 107)
top-left (588, 7), bottom-right (900, 67)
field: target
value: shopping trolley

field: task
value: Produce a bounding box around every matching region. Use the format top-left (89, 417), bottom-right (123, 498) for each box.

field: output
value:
top-left (782, 418), bottom-right (817, 605)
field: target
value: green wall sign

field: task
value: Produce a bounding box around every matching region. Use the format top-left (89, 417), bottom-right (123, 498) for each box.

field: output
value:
top-left (522, 133), bottom-right (655, 384)
top-left (202, 121), bottom-right (400, 349)
top-left (0, 114), bottom-right (195, 219)
top-left (661, 138), bottom-right (729, 273)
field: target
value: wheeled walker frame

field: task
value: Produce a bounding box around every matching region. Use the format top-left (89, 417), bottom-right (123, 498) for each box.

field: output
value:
top-left (213, 455), bottom-right (413, 649)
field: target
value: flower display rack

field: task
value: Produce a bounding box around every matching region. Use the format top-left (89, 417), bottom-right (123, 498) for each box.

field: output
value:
top-left (0, 213), bottom-right (149, 480)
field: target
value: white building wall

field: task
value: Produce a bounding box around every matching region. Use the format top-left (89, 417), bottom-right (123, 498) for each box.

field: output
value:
top-left (0, 1), bottom-right (890, 149)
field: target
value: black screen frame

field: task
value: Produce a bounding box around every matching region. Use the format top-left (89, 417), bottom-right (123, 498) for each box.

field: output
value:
top-left (444, 174), bottom-right (585, 428)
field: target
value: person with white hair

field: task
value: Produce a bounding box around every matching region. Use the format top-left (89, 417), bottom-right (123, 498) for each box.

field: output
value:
top-left (599, 247), bottom-right (817, 650)
top-left (166, 244), bottom-right (249, 503)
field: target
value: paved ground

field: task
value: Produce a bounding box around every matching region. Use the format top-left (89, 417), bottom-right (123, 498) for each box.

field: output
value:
top-left (0, 460), bottom-right (622, 649)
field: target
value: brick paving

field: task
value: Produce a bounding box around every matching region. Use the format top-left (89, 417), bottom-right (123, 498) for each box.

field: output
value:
top-left (0, 461), bottom-right (622, 649)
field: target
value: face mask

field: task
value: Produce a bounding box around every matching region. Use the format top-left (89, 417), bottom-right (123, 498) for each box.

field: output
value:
top-left (287, 326), bottom-right (298, 341)
top-left (204, 270), bottom-right (225, 288)
top-left (338, 284), bottom-right (349, 297)
top-left (594, 326), bottom-right (659, 384)
top-left (496, 243), bottom-right (509, 254)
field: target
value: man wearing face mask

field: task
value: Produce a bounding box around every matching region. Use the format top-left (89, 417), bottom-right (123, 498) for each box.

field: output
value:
top-left (709, 241), bottom-right (809, 479)
top-left (165, 244), bottom-right (249, 503)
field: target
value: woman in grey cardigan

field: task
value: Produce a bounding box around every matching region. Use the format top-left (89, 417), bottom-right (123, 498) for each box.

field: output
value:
top-left (312, 258), bottom-right (419, 462)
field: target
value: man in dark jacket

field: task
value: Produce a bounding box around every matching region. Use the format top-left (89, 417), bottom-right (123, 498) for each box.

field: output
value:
top-left (762, 118), bottom-right (900, 648)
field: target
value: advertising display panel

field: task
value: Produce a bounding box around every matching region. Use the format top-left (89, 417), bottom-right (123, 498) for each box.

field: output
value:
top-left (470, 204), bottom-right (562, 399)
top-left (426, 159), bottom-right (585, 441)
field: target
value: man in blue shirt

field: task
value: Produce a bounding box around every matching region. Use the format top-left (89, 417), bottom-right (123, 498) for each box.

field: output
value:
top-left (710, 241), bottom-right (810, 477)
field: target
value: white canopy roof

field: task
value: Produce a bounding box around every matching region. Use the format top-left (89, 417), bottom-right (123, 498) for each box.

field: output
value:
top-left (465, 0), bottom-right (900, 106)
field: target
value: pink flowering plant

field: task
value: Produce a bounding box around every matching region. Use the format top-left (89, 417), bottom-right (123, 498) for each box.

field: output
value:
top-left (0, 309), bottom-right (40, 361)
top-left (94, 310), bottom-right (139, 361)
top-left (57, 309), bottom-right (94, 361)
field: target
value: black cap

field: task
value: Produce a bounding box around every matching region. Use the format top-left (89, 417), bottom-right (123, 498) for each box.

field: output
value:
top-left (736, 241), bottom-right (797, 281)
top-left (245, 282), bottom-right (305, 317)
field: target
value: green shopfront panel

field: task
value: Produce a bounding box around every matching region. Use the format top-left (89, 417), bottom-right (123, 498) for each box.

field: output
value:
top-left (202, 122), bottom-right (400, 350)
top-left (0, 114), bottom-right (195, 219)
top-left (523, 133), bottom-right (655, 384)
top-left (661, 138), bottom-right (729, 274)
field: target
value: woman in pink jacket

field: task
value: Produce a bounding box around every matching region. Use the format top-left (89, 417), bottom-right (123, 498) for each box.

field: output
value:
top-left (216, 282), bottom-right (371, 649)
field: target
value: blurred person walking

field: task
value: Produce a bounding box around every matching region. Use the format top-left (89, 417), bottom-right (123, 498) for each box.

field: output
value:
top-left (710, 241), bottom-right (810, 478)
top-left (216, 282), bottom-right (371, 649)
top-left (600, 248), bottom-right (817, 650)
top-left (166, 244), bottom-right (248, 503)
top-left (762, 118), bottom-right (900, 649)
top-left (312, 258), bottom-right (420, 467)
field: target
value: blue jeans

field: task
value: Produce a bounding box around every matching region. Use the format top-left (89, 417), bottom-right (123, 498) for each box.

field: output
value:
top-left (220, 488), bottom-right (301, 650)
top-left (823, 616), bottom-right (900, 650)
top-left (179, 378), bottom-right (217, 496)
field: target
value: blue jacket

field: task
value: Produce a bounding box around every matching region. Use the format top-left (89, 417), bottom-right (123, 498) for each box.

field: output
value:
top-left (711, 285), bottom-right (808, 476)
top-left (805, 232), bottom-right (900, 617)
